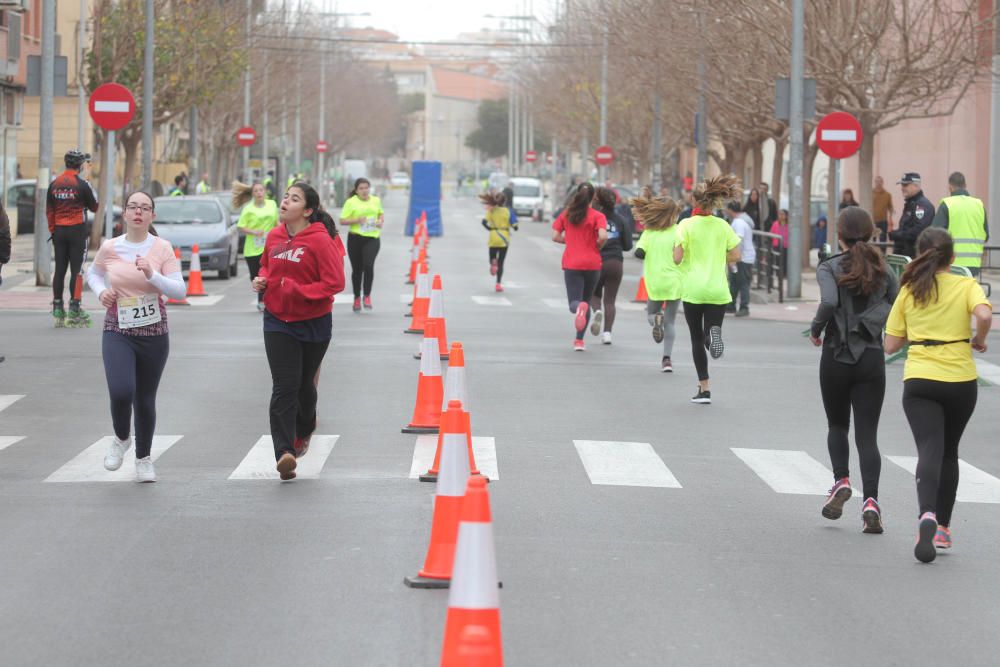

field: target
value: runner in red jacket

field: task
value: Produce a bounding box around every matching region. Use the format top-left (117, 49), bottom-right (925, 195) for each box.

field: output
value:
top-left (253, 181), bottom-right (346, 480)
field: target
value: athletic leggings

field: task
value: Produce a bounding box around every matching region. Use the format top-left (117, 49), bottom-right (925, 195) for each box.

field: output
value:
top-left (489, 246), bottom-right (508, 284)
top-left (647, 300), bottom-right (680, 357)
top-left (245, 254), bottom-right (263, 302)
top-left (347, 234), bottom-right (380, 298)
top-left (564, 269), bottom-right (599, 340)
top-left (102, 331), bottom-right (170, 459)
top-left (53, 224), bottom-right (87, 302)
top-left (682, 302), bottom-right (727, 381)
top-left (902, 378), bottom-right (978, 526)
top-left (264, 331), bottom-right (329, 460)
top-left (591, 258), bottom-right (624, 332)
top-left (819, 347), bottom-right (885, 500)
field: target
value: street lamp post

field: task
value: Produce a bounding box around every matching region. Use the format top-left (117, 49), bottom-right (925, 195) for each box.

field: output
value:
top-left (787, 0), bottom-right (805, 297)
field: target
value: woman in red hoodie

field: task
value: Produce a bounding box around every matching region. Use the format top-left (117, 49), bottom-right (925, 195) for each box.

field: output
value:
top-left (252, 181), bottom-right (346, 480)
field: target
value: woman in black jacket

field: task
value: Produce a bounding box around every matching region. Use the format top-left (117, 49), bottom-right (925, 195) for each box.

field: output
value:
top-left (589, 186), bottom-right (633, 344)
top-left (743, 188), bottom-right (762, 229)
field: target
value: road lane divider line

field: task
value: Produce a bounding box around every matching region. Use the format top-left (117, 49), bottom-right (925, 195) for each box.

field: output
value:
top-left (45, 435), bottom-right (183, 482)
top-left (886, 455), bottom-right (1000, 504)
top-left (187, 295), bottom-right (226, 307)
top-left (0, 395), bottom-right (25, 413)
top-left (573, 440), bottom-right (682, 488)
top-left (975, 359), bottom-right (1000, 385)
top-left (228, 435), bottom-right (339, 480)
top-left (0, 436), bottom-right (25, 452)
top-left (410, 435), bottom-right (499, 481)
top-left (731, 448), bottom-right (863, 496)
top-left (471, 296), bottom-right (512, 306)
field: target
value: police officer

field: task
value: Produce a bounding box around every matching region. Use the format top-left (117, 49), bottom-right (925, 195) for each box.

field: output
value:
top-left (263, 170), bottom-right (276, 200)
top-left (169, 174), bottom-right (187, 196)
top-left (889, 172), bottom-right (934, 258)
top-left (933, 171), bottom-right (988, 277)
top-left (195, 172), bottom-right (211, 194)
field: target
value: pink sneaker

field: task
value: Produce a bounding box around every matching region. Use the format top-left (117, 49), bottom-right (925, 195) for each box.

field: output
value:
top-left (821, 477), bottom-right (852, 520)
top-left (933, 525), bottom-right (952, 549)
top-left (574, 302), bottom-right (589, 332)
top-left (573, 339), bottom-right (585, 352)
top-left (495, 283), bottom-right (503, 292)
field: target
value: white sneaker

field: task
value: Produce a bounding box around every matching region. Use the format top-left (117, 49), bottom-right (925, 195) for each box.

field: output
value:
top-left (601, 331), bottom-right (612, 345)
top-left (135, 456), bottom-right (156, 483)
top-left (590, 309), bottom-right (603, 336)
top-left (104, 436), bottom-right (132, 471)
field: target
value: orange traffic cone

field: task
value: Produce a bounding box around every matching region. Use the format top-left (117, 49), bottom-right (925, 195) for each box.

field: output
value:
top-left (405, 262), bottom-right (431, 334)
top-left (404, 400), bottom-right (470, 589)
top-left (632, 275), bottom-right (648, 303)
top-left (421, 342), bottom-right (481, 483)
top-left (403, 319), bottom-right (444, 433)
top-left (186, 244), bottom-right (207, 297)
top-left (415, 275), bottom-right (449, 360)
top-left (166, 247), bottom-right (190, 305)
top-left (440, 476), bottom-right (502, 666)
top-left (406, 234), bottom-right (421, 284)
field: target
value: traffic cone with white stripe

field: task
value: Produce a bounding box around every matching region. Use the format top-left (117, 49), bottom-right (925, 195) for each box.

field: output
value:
top-left (406, 235), bottom-right (421, 284)
top-left (631, 275), bottom-right (648, 303)
top-left (440, 476), bottom-right (502, 666)
top-left (405, 262), bottom-right (431, 334)
top-left (186, 244), bottom-right (207, 297)
top-left (421, 342), bottom-right (481, 483)
top-left (403, 319), bottom-right (444, 433)
top-left (415, 275), bottom-right (449, 360)
top-left (404, 400), bottom-right (470, 589)
top-left (166, 247), bottom-right (190, 305)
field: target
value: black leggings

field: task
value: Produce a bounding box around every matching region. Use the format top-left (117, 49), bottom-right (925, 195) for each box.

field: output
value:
top-left (902, 378), bottom-right (978, 526)
top-left (489, 246), bottom-right (508, 284)
top-left (347, 234), bottom-right (380, 298)
top-left (564, 269), bottom-right (599, 340)
top-left (102, 331), bottom-right (170, 459)
top-left (819, 347), bottom-right (886, 499)
top-left (245, 254), bottom-right (263, 302)
top-left (53, 224), bottom-right (87, 301)
top-left (682, 302), bottom-right (726, 381)
top-left (264, 331), bottom-right (329, 460)
top-left (591, 258), bottom-right (624, 332)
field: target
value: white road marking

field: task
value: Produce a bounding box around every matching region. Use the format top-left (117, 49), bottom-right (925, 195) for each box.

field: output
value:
top-left (975, 359), bottom-right (1000, 385)
top-left (471, 296), bottom-right (512, 306)
top-left (573, 440), bottom-right (682, 488)
top-left (731, 448), bottom-right (835, 495)
top-left (187, 294), bottom-right (226, 307)
top-left (228, 435), bottom-right (339, 480)
top-left (886, 455), bottom-right (1000, 504)
top-left (400, 293), bottom-right (413, 304)
top-left (0, 395), bottom-right (25, 412)
top-left (409, 435), bottom-right (499, 480)
top-left (0, 436), bottom-right (25, 452)
top-left (45, 435), bottom-right (183, 482)
top-left (542, 298), bottom-right (568, 310)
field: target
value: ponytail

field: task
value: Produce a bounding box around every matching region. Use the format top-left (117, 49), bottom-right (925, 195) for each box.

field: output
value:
top-left (835, 206), bottom-right (886, 296)
top-left (349, 177), bottom-right (371, 199)
top-left (900, 227), bottom-right (954, 306)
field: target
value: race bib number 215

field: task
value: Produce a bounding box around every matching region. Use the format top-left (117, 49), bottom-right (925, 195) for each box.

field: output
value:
top-left (117, 294), bottom-right (162, 329)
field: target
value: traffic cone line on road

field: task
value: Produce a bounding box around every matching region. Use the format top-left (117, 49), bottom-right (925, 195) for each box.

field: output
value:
top-left (440, 476), bottom-right (503, 666)
top-left (632, 275), bottom-right (648, 303)
top-left (406, 236), bottom-right (420, 284)
top-left (402, 319), bottom-right (444, 433)
top-left (422, 342), bottom-right (481, 483)
top-left (404, 400), bottom-right (470, 589)
top-left (186, 244), bottom-right (207, 297)
top-left (415, 275), bottom-right (449, 360)
top-left (404, 263), bottom-right (431, 334)
top-left (166, 247), bottom-right (190, 305)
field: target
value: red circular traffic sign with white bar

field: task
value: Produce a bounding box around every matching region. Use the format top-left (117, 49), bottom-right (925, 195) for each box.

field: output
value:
top-left (525, 150), bottom-right (537, 163)
top-left (236, 126), bottom-right (257, 147)
top-left (316, 140), bottom-right (329, 153)
top-left (594, 145), bottom-right (615, 166)
top-left (816, 112), bottom-right (862, 160)
top-left (89, 83), bottom-right (136, 131)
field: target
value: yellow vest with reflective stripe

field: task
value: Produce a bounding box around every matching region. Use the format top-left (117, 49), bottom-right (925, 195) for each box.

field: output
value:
top-left (942, 194), bottom-right (986, 267)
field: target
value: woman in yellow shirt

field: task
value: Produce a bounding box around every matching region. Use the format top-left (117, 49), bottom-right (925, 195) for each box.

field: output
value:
top-left (480, 191), bottom-right (517, 292)
top-left (885, 227), bottom-right (992, 563)
top-left (339, 178), bottom-right (384, 312)
top-left (234, 182), bottom-right (279, 312)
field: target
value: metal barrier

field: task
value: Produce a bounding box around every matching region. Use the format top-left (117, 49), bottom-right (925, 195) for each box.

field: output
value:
top-left (751, 231), bottom-right (785, 303)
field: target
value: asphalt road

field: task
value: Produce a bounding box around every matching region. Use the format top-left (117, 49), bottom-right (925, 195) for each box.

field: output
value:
top-left (2, 190), bottom-right (1000, 666)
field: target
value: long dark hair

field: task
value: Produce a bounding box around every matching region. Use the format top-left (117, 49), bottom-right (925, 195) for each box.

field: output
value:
top-left (900, 227), bottom-right (953, 306)
top-left (124, 190), bottom-right (158, 236)
top-left (593, 186), bottom-right (617, 217)
top-left (566, 182), bottom-right (595, 225)
top-left (835, 206), bottom-right (886, 296)
top-left (288, 180), bottom-right (338, 238)
top-left (349, 177), bottom-right (371, 199)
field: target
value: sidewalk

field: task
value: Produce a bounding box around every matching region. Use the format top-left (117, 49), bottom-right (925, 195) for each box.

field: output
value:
top-left (0, 234), bottom-right (100, 311)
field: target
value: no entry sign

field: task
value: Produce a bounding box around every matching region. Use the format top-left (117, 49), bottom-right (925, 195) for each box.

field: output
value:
top-left (236, 126), bottom-right (257, 147)
top-left (816, 112), bottom-right (862, 160)
top-left (316, 140), bottom-right (329, 153)
top-left (89, 83), bottom-right (136, 131)
top-left (525, 150), bottom-right (537, 163)
top-left (594, 145), bottom-right (615, 166)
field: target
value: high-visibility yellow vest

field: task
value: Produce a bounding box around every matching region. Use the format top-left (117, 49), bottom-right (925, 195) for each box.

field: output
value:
top-left (942, 194), bottom-right (986, 268)
top-left (196, 180), bottom-right (209, 194)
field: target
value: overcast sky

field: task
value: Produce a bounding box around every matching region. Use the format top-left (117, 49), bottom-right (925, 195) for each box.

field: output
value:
top-left (330, 0), bottom-right (559, 42)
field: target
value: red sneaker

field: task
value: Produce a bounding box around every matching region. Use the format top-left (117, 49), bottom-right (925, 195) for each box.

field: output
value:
top-left (352, 297), bottom-right (361, 313)
top-left (363, 296), bottom-right (373, 310)
top-left (495, 283), bottom-right (503, 292)
top-left (821, 477), bottom-right (852, 520)
top-left (573, 339), bottom-right (585, 352)
top-left (573, 302), bottom-right (589, 332)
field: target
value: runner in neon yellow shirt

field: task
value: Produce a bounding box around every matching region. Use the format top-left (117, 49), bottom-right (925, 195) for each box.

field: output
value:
top-left (673, 175), bottom-right (743, 404)
top-left (338, 177), bottom-right (384, 311)
top-left (236, 182), bottom-right (279, 311)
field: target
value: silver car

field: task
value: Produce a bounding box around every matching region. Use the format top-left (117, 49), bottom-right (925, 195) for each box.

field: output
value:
top-left (152, 195), bottom-right (240, 279)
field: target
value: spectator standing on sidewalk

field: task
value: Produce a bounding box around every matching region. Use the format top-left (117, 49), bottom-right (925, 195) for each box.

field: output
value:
top-left (932, 171), bottom-right (989, 278)
top-left (758, 182), bottom-right (778, 230)
top-left (725, 201), bottom-right (755, 317)
top-left (743, 188), bottom-right (762, 230)
top-left (872, 176), bottom-right (894, 241)
top-left (839, 189), bottom-right (860, 210)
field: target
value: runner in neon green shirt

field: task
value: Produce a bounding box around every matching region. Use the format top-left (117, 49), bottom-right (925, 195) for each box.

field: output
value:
top-left (236, 182), bottom-right (279, 311)
top-left (672, 175), bottom-right (743, 404)
top-left (338, 177), bottom-right (384, 311)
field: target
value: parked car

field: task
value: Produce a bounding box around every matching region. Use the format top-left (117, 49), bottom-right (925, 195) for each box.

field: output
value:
top-left (390, 171), bottom-right (411, 189)
top-left (509, 176), bottom-right (546, 221)
top-left (152, 195), bottom-right (240, 279)
top-left (487, 171), bottom-right (509, 192)
top-left (207, 190), bottom-right (244, 251)
top-left (6, 178), bottom-right (121, 235)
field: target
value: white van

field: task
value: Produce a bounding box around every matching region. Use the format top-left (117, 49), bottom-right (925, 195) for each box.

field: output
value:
top-left (509, 176), bottom-right (545, 221)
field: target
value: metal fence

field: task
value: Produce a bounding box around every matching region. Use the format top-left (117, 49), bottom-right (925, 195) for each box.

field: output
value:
top-left (750, 230), bottom-right (785, 303)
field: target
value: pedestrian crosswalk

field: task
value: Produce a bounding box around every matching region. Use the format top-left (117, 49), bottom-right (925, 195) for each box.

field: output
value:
top-left (0, 436), bottom-right (25, 452)
top-left (886, 455), bottom-right (1000, 503)
top-left (229, 435), bottom-right (339, 480)
top-left (45, 435), bottom-right (183, 482)
top-left (409, 434), bottom-right (500, 480)
top-left (574, 440), bottom-right (682, 488)
top-left (0, 394), bottom-right (25, 412)
top-left (731, 448), bottom-right (842, 495)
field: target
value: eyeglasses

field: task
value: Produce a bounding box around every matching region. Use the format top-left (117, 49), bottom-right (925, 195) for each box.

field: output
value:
top-left (125, 204), bottom-right (153, 213)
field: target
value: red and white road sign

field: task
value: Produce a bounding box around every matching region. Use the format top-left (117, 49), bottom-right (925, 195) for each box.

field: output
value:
top-left (316, 140), bottom-right (329, 153)
top-left (236, 126), bottom-right (257, 147)
top-left (816, 112), bottom-right (862, 160)
top-left (88, 83), bottom-right (136, 131)
top-left (525, 150), bottom-right (537, 163)
top-left (594, 145), bottom-right (615, 166)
